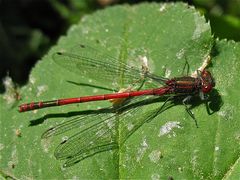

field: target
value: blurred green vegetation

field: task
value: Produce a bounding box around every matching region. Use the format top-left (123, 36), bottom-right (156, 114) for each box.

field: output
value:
top-left (0, 0), bottom-right (99, 91)
top-left (0, 0), bottom-right (239, 92)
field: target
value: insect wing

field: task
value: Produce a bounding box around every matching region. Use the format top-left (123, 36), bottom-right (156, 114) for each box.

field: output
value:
top-left (53, 44), bottom-right (145, 89)
top-left (45, 96), bottom-right (169, 167)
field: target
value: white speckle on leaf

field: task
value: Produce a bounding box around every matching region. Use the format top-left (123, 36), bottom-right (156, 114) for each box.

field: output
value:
top-left (105, 28), bottom-right (109, 32)
top-left (217, 105), bottom-right (234, 121)
top-left (159, 4), bottom-right (166, 12)
top-left (0, 143), bottom-right (4, 151)
top-left (30, 76), bottom-right (36, 84)
top-left (106, 119), bottom-right (114, 129)
top-left (158, 121), bottom-right (181, 137)
top-left (112, 81), bottom-right (118, 87)
top-left (148, 150), bottom-right (162, 163)
top-left (96, 129), bottom-right (105, 138)
top-left (12, 146), bottom-right (17, 158)
top-left (38, 168), bottom-right (42, 174)
top-left (3, 76), bottom-right (12, 87)
top-left (137, 55), bottom-right (150, 74)
top-left (88, 79), bottom-right (93, 83)
top-left (82, 27), bottom-right (89, 34)
top-left (151, 173), bottom-right (160, 180)
top-left (178, 167), bottom-right (183, 173)
top-left (72, 176), bottom-right (79, 180)
top-left (37, 85), bottom-right (48, 97)
top-left (215, 146), bottom-right (220, 151)
top-left (140, 56), bottom-right (149, 67)
top-left (97, 106), bottom-right (102, 109)
top-left (165, 68), bottom-right (171, 78)
top-left (10, 145), bottom-right (18, 167)
top-left (235, 132), bottom-right (240, 143)
top-left (192, 13), bottom-right (209, 40)
top-left (136, 137), bottom-right (148, 162)
top-left (61, 165), bottom-right (67, 171)
top-left (127, 122), bottom-right (134, 131)
top-left (190, 150), bottom-right (199, 173)
top-left (176, 48), bottom-right (185, 59)
top-left (41, 138), bottom-right (50, 153)
top-left (8, 161), bottom-right (15, 169)
top-left (3, 75), bottom-right (20, 104)
top-left (93, 88), bottom-right (98, 93)
top-left (62, 136), bottom-right (69, 142)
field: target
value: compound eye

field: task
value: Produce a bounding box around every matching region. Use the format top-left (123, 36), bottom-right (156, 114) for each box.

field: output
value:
top-left (202, 84), bottom-right (212, 93)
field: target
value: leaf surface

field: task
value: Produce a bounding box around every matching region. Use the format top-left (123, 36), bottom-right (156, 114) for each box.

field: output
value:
top-left (0, 2), bottom-right (239, 179)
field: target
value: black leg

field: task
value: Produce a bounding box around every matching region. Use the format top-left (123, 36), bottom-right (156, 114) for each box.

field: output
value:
top-left (182, 57), bottom-right (190, 76)
top-left (137, 79), bottom-right (146, 90)
top-left (146, 96), bottom-right (174, 123)
top-left (182, 96), bottom-right (199, 128)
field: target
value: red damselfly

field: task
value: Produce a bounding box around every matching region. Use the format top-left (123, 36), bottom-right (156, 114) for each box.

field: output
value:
top-left (18, 44), bottom-right (215, 167)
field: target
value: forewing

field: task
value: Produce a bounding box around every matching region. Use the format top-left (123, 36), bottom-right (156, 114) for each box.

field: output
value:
top-left (49, 96), bottom-right (170, 166)
top-left (53, 44), bottom-right (145, 89)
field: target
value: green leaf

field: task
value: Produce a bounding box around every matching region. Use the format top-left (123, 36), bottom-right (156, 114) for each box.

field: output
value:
top-left (0, 2), bottom-right (239, 179)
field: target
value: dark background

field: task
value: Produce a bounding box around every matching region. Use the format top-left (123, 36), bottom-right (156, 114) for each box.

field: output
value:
top-left (0, 0), bottom-right (239, 92)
